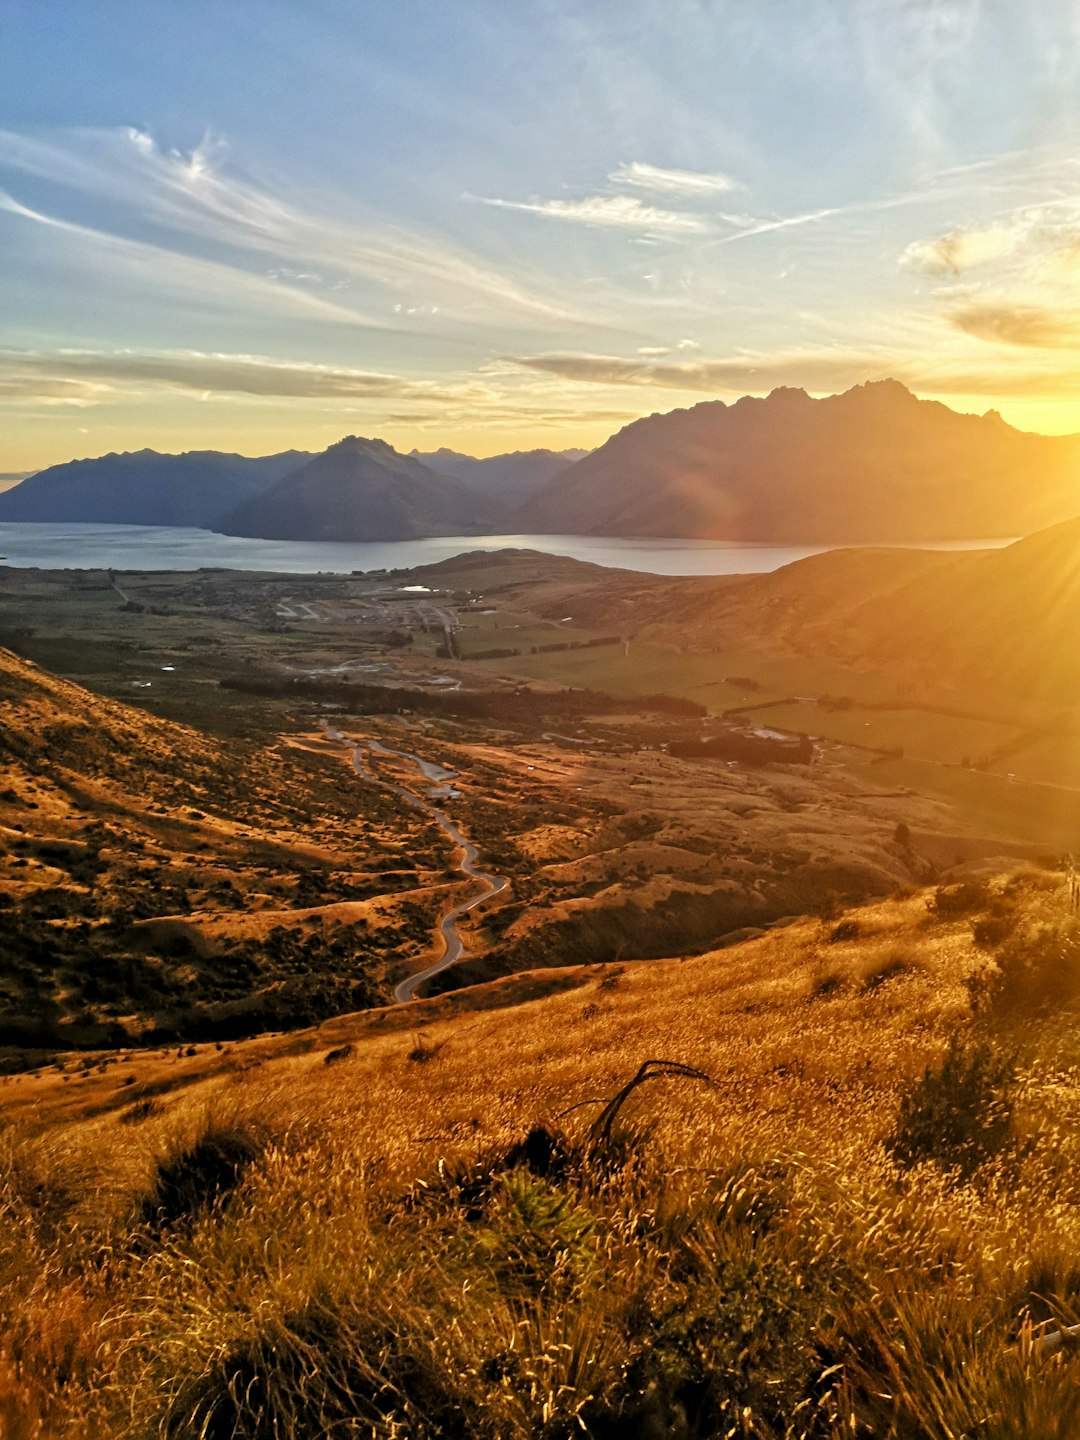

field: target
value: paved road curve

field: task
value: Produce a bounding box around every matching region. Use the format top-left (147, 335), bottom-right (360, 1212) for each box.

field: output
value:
top-left (324, 725), bottom-right (508, 1001)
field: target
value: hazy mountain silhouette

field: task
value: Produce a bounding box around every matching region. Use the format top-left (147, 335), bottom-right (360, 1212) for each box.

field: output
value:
top-left (413, 447), bottom-right (588, 516)
top-left (0, 449), bottom-right (310, 528)
top-left (218, 436), bottom-right (486, 541)
top-left (512, 381), bottom-right (1080, 541)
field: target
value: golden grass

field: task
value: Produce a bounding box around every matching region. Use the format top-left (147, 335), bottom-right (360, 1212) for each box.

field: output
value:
top-left (3, 873), bottom-right (1080, 1436)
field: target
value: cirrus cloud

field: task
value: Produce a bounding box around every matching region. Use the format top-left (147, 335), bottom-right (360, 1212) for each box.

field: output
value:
top-left (609, 161), bottom-right (738, 195)
top-left (0, 347), bottom-right (491, 405)
top-left (474, 192), bottom-right (707, 234)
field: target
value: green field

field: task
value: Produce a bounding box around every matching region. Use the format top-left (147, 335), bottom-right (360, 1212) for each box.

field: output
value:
top-left (853, 755), bottom-right (1080, 850)
top-left (474, 639), bottom-right (941, 708)
top-left (996, 732), bottom-right (1080, 789)
top-left (739, 701), bottom-right (1021, 766)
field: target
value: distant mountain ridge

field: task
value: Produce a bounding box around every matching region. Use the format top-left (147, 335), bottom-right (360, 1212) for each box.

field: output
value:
top-left (413, 447), bottom-right (588, 515)
top-left (217, 436), bottom-right (487, 542)
top-left (512, 380), bottom-right (1080, 541)
top-left (0, 449), bottom-right (311, 528)
top-left (8, 382), bottom-right (1080, 544)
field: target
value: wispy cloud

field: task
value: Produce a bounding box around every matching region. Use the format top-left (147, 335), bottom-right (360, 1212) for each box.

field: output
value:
top-left (0, 348), bottom-right (490, 405)
top-left (507, 348), bottom-right (894, 393)
top-left (901, 225), bottom-right (1020, 275)
top-left (609, 161), bottom-right (737, 195)
top-left (901, 194), bottom-right (1080, 278)
top-left (0, 188), bottom-right (385, 328)
top-left (0, 126), bottom-right (574, 325)
top-left (507, 345), bottom-right (1080, 400)
top-left (474, 193), bottom-right (707, 234)
top-left (948, 301), bottom-right (1080, 348)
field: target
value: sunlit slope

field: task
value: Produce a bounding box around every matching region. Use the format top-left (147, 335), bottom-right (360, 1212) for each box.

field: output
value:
top-left (575, 519), bottom-right (1080, 714)
top-left (0, 649), bottom-right (440, 1053)
top-left (514, 380), bottom-right (1080, 541)
top-left (685, 524), bottom-right (1080, 714)
top-left (6, 871), bottom-right (1080, 1437)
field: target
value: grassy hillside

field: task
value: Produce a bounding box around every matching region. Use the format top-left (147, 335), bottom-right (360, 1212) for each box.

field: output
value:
top-left (0, 649), bottom-right (447, 1057)
top-left (4, 870), bottom-right (1080, 1437)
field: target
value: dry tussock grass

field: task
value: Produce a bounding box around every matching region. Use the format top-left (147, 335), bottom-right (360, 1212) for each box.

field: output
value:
top-left (3, 875), bottom-right (1080, 1436)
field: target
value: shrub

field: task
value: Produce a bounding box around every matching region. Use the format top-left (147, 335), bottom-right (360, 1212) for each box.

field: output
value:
top-left (859, 945), bottom-right (919, 990)
top-left (887, 1036), bottom-right (1016, 1179)
top-left (829, 919), bottom-right (860, 942)
top-left (163, 1300), bottom-right (467, 1440)
top-left (138, 1120), bottom-right (265, 1231)
top-left (989, 923), bottom-right (1080, 1016)
top-left (971, 910), bottom-right (1019, 949)
top-left (927, 880), bottom-right (990, 917)
top-left (476, 1169), bottom-right (596, 1292)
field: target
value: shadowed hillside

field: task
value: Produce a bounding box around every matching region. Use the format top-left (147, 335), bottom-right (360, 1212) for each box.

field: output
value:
top-left (415, 447), bottom-right (588, 515)
top-left (219, 436), bottom-right (487, 541)
top-left (0, 649), bottom-right (447, 1056)
top-left (0, 449), bottom-right (310, 528)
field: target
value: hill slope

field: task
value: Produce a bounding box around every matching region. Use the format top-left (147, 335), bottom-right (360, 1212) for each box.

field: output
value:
top-left (513, 380), bottom-right (1080, 541)
top-left (218, 436), bottom-right (486, 541)
top-left (0, 648), bottom-right (444, 1054)
top-left (610, 518), bottom-right (1080, 714)
top-left (5, 869), bottom-right (1080, 1438)
top-left (0, 449), bottom-right (310, 528)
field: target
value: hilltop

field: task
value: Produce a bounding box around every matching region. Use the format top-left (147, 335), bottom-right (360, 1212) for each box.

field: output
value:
top-left (218, 436), bottom-right (486, 541)
top-left (513, 380), bottom-right (1080, 541)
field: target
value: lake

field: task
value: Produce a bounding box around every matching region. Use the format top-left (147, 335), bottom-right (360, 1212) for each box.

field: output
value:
top-left (0, 523), bottom-right (1011, 578)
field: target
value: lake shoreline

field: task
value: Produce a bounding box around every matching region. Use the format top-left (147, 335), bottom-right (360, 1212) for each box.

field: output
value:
top-left (0, 521), bottom-right (1013, 579)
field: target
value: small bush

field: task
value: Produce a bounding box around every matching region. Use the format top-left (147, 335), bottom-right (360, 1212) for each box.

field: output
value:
top-left (138, 1121), bottom-right (265, 1231)
top-left (859, 945), bottom-right (919, 990)
top-left (971, 910), bottom-right (1019, 949)
top-left (989, 923), bottom-right (1080, 1015)
top-left (829, 919), bottom-right (860, 942)
top-left (809, 968), bottom-right (845, 1000)
top-left (887, 1036), bottom-right (1016, 1179)
top-left (927, 880), bottom-right (990, 917)
top-left (476, 1169), bottom-right (596, 1292)
top-left (163, 1300), bottom-right (467, 1440)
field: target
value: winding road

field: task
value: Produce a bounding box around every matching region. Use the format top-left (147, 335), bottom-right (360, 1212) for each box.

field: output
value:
top-left (323, 725), bottom-right (508, 1001)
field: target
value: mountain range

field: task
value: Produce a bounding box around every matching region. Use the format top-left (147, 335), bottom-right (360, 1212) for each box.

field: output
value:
top-left (4, 382), bottom-right (1080, 543)
top-left (512, 380), bottom-right (1080, 541)
top-left (217, 436), bottom-right (488, 542)
top-left (414, 446), bottom-right (588, 515)
top-left (0, 449), bottom-right (311, 528)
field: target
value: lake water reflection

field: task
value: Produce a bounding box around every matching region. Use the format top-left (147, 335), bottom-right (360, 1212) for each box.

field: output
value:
top-left (0, 523), bottom-right (1011, 578)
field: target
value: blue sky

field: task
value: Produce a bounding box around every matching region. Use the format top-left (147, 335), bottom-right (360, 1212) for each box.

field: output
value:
top-left (4, 0), bottom-right (1080, 469)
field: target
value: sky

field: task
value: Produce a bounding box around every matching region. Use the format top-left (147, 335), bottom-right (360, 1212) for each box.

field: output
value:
top-left (4, 0), bottom-right (1080, 472)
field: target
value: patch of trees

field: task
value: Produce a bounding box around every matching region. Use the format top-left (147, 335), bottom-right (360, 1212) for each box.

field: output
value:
top-left (529, 635), bottom-right (621, 655)
top-left (669, 731), bottom-right (814, 766)
top-left (220, 675), bottom-right (706, 723)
